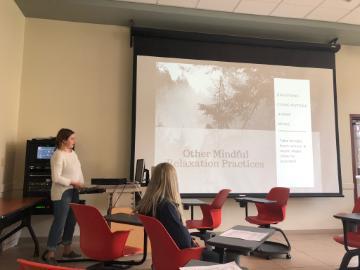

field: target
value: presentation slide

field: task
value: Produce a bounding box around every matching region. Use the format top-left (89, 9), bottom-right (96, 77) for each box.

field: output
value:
top-left (135, 56), bottom-right (339, 194)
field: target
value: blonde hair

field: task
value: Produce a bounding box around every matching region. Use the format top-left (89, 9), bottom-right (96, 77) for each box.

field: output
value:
top-left (136, 162), bottom-right (183, 219)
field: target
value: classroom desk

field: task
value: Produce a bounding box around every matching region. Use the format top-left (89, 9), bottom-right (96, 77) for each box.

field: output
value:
top-left (206, 225), bottom-right (275, 265)
top-left (234, 196), bottom-right (291, 258)
top-left (184, 259), bottom-right (218, 266)
top-left (334, 213), bottom-right (360, 270)
top-left (104, 213), bottom-right (147, 266)
top-left (0, 197), bottom-right (45, 257)
top-left (182, 199), bottom-right (207, 220)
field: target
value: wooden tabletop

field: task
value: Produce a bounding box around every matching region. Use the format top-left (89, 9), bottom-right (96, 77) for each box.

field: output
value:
top-left (0, 197), bottom-right (45, 218)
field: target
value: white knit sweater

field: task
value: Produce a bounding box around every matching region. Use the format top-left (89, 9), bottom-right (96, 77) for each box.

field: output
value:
top-left (50, 149), bottom-right (84, 201)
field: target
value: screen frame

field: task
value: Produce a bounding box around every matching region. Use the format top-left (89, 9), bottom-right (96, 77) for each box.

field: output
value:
top-left (130, 27), bottom-right (343, 198)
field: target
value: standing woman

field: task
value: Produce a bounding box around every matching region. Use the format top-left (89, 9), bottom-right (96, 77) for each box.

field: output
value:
top-left (42, 128), bottom-right (84, 264)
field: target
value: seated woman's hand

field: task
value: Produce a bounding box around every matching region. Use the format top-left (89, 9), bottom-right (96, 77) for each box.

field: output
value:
top-left (191, 237), bottom-right (200, 247)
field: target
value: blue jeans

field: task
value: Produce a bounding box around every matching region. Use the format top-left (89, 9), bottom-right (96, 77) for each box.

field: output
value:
top-left (47, 189), bottom-right (79, 251)
top-left (201, 249), bottom-right (220, 263)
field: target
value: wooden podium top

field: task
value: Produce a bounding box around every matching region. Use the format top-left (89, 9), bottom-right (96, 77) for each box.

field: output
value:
top-left (0, 197), bottom-right (45, 218)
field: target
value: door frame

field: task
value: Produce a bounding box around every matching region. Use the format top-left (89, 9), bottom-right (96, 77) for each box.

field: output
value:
top-left (350, 114), bottom-right (360, 201)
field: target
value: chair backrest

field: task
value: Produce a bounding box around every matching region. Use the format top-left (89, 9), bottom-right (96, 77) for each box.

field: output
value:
top-left (17, 259), bottom-right (83, 270)
top-left (266, 187), bottom-right (290, 206)
top-left (352, 197), bottom-right (360, 213)
top-left (211, 189), bottom-right (231, 209)
top-left (256, 187), bottom-right (290, 222)
top-left (138, 214), bottom-right (182, 270)
top-left (199, 189), bottom-right (231, 229)
top-left (70, 203), bottom-right (129, 260)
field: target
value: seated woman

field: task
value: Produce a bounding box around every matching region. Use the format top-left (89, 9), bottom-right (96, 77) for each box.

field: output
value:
top-left (136, 162), bottom-right (219, 261)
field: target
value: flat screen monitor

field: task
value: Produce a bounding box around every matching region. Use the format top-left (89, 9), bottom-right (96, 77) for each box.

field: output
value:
top-left (135, 159), bottom-right (145, 183)
top-left (37, 146), bottom-right (55, 160)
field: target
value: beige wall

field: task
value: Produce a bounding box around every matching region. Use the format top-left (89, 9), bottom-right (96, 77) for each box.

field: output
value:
top-left (14, 18), bottom-right (133, 189)
top-left (14, 18), bottom-right (134, 237)
top-left (12, 18), bottom-right (360, 236)
top-left (336, 46), bottom-right (360, 186)
top-left (0, 0), bottom-right (25, 196)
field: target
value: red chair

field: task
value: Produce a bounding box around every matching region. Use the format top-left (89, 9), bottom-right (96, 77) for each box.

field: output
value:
top-left (245, 187), bottom-right (291, 259)
top-left (186, 189), bottom-right (231, 241)
top-left (138, 214), bottom-right (204, 270)
top-left (333, 198), bottom-right (360, 270)
top-left (70, 203), bottom-right (142, 268)
top-left (17, 258), bottom-right (84, 270)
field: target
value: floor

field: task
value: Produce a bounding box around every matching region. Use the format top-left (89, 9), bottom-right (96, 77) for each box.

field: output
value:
top-left (0, 232), bottom-right (358, 270)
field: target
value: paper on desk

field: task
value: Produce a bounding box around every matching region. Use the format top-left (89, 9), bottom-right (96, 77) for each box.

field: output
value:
top-left (220, 229), bottom-right (267, 241)
top-left (180, 261), bottom-right (241, 270)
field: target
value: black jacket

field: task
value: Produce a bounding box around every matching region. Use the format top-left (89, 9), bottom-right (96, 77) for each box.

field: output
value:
top-left (154, 199), bottom-right (194, 249)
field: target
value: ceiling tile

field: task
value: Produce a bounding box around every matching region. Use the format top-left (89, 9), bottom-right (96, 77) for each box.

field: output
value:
top-left (122, 0), bottom-right (156, 4)
top-left (197, 0), bottom-right (240, 12)
top-left (235, 0), bottom-right (282, 16)
top-left (272, 3), bottom-right (320, 18)
top-left (306, 7), bottom-right (352, 21)
top-left (319, 0), bottom-right (360, 10)
top-left (339, 6), bottom-right (360, 24)
top-left (157, 0), bottom-right (198, 8)
top-left (282, 0), bottom-right (323, 5)
top-left (113, 0), bottom-right (157, 3)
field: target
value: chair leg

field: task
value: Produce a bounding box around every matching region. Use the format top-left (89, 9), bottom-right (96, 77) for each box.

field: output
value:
top-left (255, 226), bottom-right (291, 259)
top-left (274, 227), bottom-right (291, 252)
top-left (339, 251), bottom-right (354, 270)
top-left (338, 249), bottom-right (360, 270)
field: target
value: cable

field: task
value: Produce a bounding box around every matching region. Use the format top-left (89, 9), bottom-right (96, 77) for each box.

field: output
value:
top-left (112, 184), bottom-right (127, 208)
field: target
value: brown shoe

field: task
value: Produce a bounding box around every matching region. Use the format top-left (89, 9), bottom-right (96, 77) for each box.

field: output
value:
top-left (41, 251), bottom-right (58, 266)
top-left (62, 250), bottom-right (82, 259)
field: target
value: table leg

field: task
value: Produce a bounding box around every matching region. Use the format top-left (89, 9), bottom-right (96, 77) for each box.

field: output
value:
top-left (0, 225), bottom-right (23, 244)
top-left (138, 230), bottom-right (148, 264)
top-left (214, 247), bottom-right (225, 263)
top-left (24, 214), bottom-right (40, 257)
top-left (107, 193), bottom-right (113, 227)
top-left (191, 205), bottom-right (194, 220)
top-left (245, 202), bottom-right (248, 218)
top-left (0, 213), bottom-right (39, 257)
top-left (127, 229), bottom-right (147, 265)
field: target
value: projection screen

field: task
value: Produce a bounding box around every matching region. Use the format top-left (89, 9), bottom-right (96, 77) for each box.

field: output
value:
top-left (131, 28), bottom-right (341, 197)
